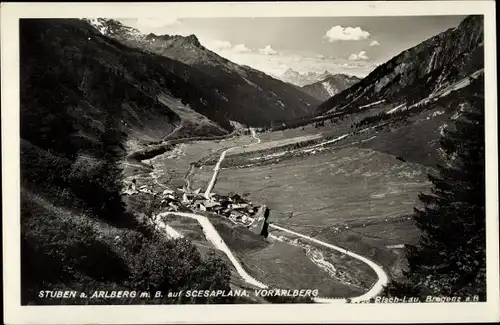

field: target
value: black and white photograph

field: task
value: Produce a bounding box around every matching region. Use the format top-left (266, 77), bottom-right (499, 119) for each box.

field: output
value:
top-left (2, 1), bottom-right (498, 324)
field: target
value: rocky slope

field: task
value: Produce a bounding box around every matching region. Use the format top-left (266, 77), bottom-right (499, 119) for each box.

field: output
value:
top-left (317, 15), bottom-right (484, 115)
top-left (302, 74), bottom-right (361, 101)
top-left (86, 19), bottom-right (319, 127)
top-left (267, 15), bottom-right (484, 168)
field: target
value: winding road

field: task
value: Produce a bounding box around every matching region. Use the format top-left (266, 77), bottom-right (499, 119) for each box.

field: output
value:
top-left (155, 211), bottom-right (268, 289)
top-left (155, 128), bottom-right (389, 303)
top-left (203, 129), bottom-right (261, 198)
top-left (268, 225), bottom-right (388, 303)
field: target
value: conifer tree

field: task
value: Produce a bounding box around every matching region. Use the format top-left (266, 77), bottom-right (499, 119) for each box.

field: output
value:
top-left (398, 77), bottom-right (486, 299)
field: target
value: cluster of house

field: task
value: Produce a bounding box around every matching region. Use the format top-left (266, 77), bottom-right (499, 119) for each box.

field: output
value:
top-left (165, 189), bottom-right (260, 227)
top-left (122, 176), bottom-right (268, 228)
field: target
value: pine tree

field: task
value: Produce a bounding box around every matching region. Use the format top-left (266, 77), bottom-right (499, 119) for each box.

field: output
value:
top-left (401, 77), bottom-right (486, 299)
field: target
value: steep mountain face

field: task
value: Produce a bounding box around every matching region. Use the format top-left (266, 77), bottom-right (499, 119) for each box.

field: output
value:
top-left (356, 74), bottom-right (485, 167)
top-left (302, 74), bottom-right (361, 101)
top-left (86, 19), bottom-right (319, 127)
top-left (22, 18), bottom-right (241, 152)
top-left (21, 17), bottom-right (234, 231)
top-left (279, 68), bottom-right (334, 87)
top-left (317, 15), bottom-right (484, 115)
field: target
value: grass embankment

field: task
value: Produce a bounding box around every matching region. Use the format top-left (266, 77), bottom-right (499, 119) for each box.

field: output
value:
top-left (205, 213), bottom-right (367, 298)
top-left (315, 217), bottom-right (419, 281)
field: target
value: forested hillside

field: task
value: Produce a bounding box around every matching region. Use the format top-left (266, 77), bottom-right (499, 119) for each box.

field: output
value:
top-left (20, 19), bottom-right (234, 305)
top-left (85, 18), bottom-right (320, 126)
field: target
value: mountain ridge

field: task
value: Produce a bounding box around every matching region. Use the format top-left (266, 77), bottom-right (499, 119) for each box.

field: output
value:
top-left (278, 68), bottom-right (337, 87)
top-left (84, 18), bottom-right (320, 127)
top-left (317, 15), bottom-right (484, 115)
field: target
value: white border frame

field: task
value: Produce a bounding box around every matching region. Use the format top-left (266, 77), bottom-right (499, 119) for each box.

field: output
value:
top-left (2, 1), bottom-right (498, 324)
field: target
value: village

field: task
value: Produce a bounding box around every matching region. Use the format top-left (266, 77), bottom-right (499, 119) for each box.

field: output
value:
top-left (122, 178), bottom-right (270, 233)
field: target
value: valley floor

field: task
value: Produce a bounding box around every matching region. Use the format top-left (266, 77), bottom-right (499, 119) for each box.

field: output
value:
top-left (128, 123), bottom-right (433, 302)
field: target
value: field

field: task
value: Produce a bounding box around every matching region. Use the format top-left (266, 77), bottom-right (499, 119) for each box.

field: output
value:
top-left (230, 134), bottom-right (322, 155)
top-left (146, 136), bottom-right (256, 190)
top-left (159, 214), bottom-right (208, 245)
top-left (191, 146), bottom-right (431, 228)
top-left (314, 218), bottom-right (419, 280)
top-left (190, 143), bottom-right (432, 279)
top-left (241, 240), bottom-right (366, 298)
top-left (129, 116), bottom-right (437, 297)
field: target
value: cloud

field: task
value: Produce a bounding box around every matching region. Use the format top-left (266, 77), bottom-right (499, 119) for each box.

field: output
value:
top-left (259, 45), bottom-right (277, 55)
top-left (200, 37), bottom-right (375, 78)
top-left (203, 39), bottom-right (252, 53)
top-left (136, 17), bottom-right (180, 28)
top-left (369, 40), bottom-right (381, 46)
top-left (348, 51), bottom-right (370, 61)
top-left (211, 40), bottom-right (233, 50)
top-left (233, 44), bottom-right (251, 53)
top-left (324, 25), bottom-right (371, 42)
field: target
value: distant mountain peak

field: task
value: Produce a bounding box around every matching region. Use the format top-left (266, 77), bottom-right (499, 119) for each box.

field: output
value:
top-left (83, 18), bottom-right (141, 39)
top-left (301, 73), bottom-right (361, 100)
top-left (85, 18), bottom-right (203, 49)
top-left (279, 69), bottom-right (335, 87)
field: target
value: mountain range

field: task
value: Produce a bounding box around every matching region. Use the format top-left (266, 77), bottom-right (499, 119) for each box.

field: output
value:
top-left (277, 68), bottom-right (335, 87)
top-left (19, 14), bottom-right (485, 305)
top-left (84, 18), bottom-right (319, 130)
top-left (320, 15), bottom-right (484, 167)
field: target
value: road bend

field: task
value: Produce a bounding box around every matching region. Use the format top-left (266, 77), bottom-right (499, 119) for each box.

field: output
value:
top-left (268, 224), bottom-right (389, 303)
top-left (156, 211), bottom-right (267, 289)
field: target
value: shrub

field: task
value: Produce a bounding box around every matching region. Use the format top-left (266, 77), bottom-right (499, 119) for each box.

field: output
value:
top-left (130, 238), bottom-right (233, 303)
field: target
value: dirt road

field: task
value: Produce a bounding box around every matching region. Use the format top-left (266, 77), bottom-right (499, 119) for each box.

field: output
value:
top-left (155, 211), bottom-right (267, 289)
top-left (203, 128), bottom-right (260, 198)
